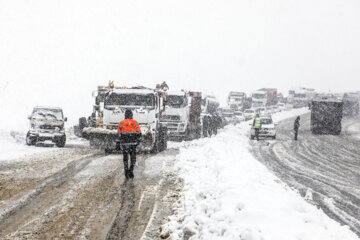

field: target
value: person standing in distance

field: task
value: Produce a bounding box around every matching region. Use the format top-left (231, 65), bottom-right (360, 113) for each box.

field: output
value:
top-left (253, 113), bottom-right (261, 141)
top-left (118, 109), bottom-right (141, 179)
top-left (294, 116), bottom-right (300, 140)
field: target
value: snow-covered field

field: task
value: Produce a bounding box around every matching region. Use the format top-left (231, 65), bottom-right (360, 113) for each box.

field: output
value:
top-left (163, 108), bottom-right (358, 240)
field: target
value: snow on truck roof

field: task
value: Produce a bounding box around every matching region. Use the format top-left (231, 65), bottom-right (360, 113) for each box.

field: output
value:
top-left (167, 91), bottom-right (186, 96)
top-left (34, 106), bottom-right (62, 110)
top-left (110, 89), bottom-right (155, 95)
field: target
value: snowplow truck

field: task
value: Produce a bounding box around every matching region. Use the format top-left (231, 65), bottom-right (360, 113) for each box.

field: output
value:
top-left (311, 98), bottom-right (343, 135)
top-left (160, 91), bottom-right (202, 141)
top-left (78, 85), bottom-right (168, 153)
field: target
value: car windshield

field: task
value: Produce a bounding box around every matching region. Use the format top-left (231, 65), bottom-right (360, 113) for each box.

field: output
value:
top-left (168, 95), bottom-right (185, 107)
top-left (235, 112), bottom-right (243, 116)
top-left (32, 109), bottom-right (63, 120)
top-left (245, 110), bottom-right (254, 114)
top-left (105, 93), bottom-right (155, 108)
top-left (261, 118), bottom-right (273, 124)
top-left (295, 94), bottom-right (306, 98)
top-left (223, 113), bottom-right (233, 117)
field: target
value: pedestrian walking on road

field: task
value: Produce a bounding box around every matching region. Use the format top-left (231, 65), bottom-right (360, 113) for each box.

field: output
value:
top-left (118, 109), bottom-right (141, 179)
top-left (253, 114), bottom-right (261, 141)
top-left (294, 116), bottom-right (300, 140)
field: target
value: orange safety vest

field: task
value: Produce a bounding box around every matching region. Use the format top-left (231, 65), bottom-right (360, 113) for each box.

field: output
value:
top-left (118, 119), bottom-right (141, 133)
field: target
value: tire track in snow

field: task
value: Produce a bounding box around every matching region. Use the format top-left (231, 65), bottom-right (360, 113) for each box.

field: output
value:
top-left (251, 113), bottom-right (360, 237)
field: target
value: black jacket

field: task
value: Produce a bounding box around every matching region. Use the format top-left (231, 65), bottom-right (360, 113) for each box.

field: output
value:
top-left (294, 118), bottom-right (300, 130)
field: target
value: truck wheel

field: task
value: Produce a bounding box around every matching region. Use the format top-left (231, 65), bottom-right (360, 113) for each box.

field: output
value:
top-left (162, 127), bottom-right (168, 150)
top-left (26, 131), bottom-right (36, 146)
top-left (79, 117), bottom-right (87, 131)
top-left (56, 135), bottom-right (66, 148)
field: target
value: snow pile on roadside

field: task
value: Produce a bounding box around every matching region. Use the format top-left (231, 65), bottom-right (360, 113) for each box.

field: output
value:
top-left (0, 128), bottom-right (88, 162)
top-left (162, 108), bottom-right (358, 240)
top-left (0, 130), bottom-right (57, 162)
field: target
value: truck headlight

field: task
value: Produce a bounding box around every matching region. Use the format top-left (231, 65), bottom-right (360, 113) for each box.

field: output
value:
top-left (178, 123), bottom-right (186, 131)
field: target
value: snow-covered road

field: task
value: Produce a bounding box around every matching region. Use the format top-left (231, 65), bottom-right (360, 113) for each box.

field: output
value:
top-left (162, 108), bottom-right (359, 240)
top-left (251, 113), bottom-right (360, 237)
top-left (0, 133), bottom-right (180, 239)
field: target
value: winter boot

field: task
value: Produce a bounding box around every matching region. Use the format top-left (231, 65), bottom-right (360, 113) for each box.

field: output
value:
top-left (124, 169), bottom-right (130, 179)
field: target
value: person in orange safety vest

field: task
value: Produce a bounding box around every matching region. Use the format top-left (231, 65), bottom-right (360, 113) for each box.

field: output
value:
top-left (118, 109), bottom-right (141, 179)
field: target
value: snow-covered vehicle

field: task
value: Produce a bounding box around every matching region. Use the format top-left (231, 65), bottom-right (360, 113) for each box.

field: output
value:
top-left (342, 94), bottom-right (359, 117)
top-left (234, 111), bottom-right (245, 123)
top-left (201, 94), bottom-right (220, 134)
top-left (160, 90), bottom-right (202, 140)
top-left (277, 102), bottom-right (286, 111)
top-left (311, 98), bottom-right (343, 135)
top-left (221, 108), bottom-right (235, 125)
top-left (251, 91), bottom-right (267, 108)
top-left (228, 92), bottom-right (246, 111)
top-left (26, 106), bottom-right (67, 147)
top-left (250, 116), bottom-right (277, 139)
top-left (78, 84), bottom-right (168, 153)
top-left (244, 109), bottom-right (256, 121)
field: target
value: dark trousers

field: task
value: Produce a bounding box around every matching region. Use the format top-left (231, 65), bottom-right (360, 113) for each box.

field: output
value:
top-left (123, 146), bottom-right (136, 173)
top-left (294, 129), bottom-right (298, 140)
top-left (255, 128), bottom-right (260, 141)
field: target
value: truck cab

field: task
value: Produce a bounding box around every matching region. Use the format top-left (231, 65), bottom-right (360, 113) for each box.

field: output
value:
top-left (26, 106), bottom-right (67, 147)
top-left (160, 91), bottom-right (190, 140)
top-left (251, 91), bottom-right (267, 108)
top-left (81, 84), bottom-right (168, 153)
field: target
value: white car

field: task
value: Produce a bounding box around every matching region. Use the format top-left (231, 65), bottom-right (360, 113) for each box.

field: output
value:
top-left (234, 111), bottom-right (245, 123)
top-left (244, 109), bottom-right (256, 121)
top-left (277, 103), bottom-right (286, 111)
top-left (250, 116), bottom-right (277, 139)
top-left (221, 108), bottom-right (236, 125)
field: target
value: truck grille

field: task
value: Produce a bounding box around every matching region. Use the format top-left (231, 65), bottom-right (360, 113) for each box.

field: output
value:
top-left (160, 115), bottom-right (180, 121)
top-left (39, 125), bottom-right (56, 130)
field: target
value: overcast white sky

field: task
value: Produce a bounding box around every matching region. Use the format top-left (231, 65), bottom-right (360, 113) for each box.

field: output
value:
top-left (1, 0), bottom-right (360, 129)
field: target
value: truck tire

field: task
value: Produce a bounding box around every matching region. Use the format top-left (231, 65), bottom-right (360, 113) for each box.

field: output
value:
top-left (79, 117), bottom-right (87, 131)
top-left (158, 126), bottom-right (166, 152)
top-left (162, 126), bottom-right (168, 151)
top-left (26, 131), bottom-right (36, 146)
top-left (56, 135), bottom-right (66, 148)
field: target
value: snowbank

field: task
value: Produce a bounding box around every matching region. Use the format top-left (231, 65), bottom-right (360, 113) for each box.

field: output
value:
top-left (163, 108), bottom-right (358, 240)
top-left (0, 129), bottom-right (88, 162)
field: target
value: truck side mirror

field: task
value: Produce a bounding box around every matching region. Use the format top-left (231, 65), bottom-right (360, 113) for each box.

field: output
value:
top-left (64, 117), bottom-right (68, 122)
top-left (28, 115), bottom-right (31, 120)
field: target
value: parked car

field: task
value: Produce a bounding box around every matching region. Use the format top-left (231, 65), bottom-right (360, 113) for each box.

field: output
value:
top-left (277, 103), bottom-right (286, 111)
top-left (244, 109), bottom-right (256, 121)
top-left (26, 106), bottom-right (67, 147)
top-left (221, 108), bottom-right (236, 125)
top-left (234, 111), bottom-right (245, 123)
top-left (250, 116), bottom-right (277, 139)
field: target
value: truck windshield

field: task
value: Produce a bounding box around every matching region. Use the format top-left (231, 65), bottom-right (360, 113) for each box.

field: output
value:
top-left (168, 95), bottom-right (185, 108)
top-left (253, 94), bottom-right (265, 98)
top-left (105, 93), bottom-right (155, 108)
top-left (295, 94), bottom-right (306, 98)
top-left (32, 109), bottom-right (63, 120)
